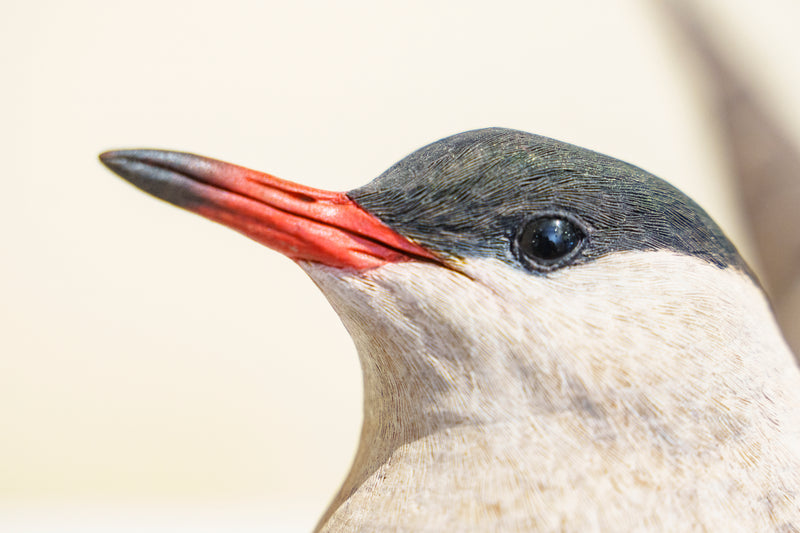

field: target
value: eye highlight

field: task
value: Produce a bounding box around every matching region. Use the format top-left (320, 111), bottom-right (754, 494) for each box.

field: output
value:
top-left (514, 215), bottom-right (586, 270)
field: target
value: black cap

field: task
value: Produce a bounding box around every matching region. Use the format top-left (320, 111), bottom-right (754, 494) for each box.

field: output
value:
top-left (349, 128), bottom-right (753, 278)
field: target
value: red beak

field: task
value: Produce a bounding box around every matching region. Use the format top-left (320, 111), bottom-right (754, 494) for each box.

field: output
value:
top-left (99, 150), bottom-right (437, 270)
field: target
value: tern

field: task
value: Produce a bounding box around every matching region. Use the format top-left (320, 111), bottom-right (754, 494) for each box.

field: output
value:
top-left (101, 128), bottom-right (800, 531)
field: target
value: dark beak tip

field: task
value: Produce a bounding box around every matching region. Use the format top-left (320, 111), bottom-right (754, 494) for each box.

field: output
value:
top-left (99, 149), bottom-right (162, 177)
top-left (98, 150), bottom-right (131, 171)
top-left (99, 150), bottom-right (160, 188)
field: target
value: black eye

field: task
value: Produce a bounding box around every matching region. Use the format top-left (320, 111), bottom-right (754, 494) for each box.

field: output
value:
top-left (514, 216), bottom-right (586, 269)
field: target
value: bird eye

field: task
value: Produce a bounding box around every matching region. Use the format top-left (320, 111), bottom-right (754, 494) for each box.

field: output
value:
top-left (514, 215), bottom-right (586, 269)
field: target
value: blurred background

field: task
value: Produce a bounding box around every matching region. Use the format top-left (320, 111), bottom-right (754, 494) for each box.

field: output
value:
top-left (2, 0), bottom-right (799, 531)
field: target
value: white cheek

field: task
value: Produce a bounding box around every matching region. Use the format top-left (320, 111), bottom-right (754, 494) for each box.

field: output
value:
top-left (301, 251), bottom-right (799, 436)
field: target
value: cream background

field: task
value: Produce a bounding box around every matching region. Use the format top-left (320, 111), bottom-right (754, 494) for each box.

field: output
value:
top-left (2, 1), bottom-right (798, 530)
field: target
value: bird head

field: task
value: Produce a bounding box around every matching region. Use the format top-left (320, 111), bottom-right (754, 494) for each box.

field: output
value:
top-left (100, 128), bottom-right (785, 449)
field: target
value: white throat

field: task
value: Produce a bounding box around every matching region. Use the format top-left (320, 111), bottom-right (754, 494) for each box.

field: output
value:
top-left (302, 251), bottom-right (800, 531)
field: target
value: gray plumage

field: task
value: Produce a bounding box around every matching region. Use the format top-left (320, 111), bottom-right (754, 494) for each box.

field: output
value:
top-left (350, 128), bottom-right (751, 276)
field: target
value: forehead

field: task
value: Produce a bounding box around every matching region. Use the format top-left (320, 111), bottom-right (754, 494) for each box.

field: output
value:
top-left (348, 128), bottom-right (752, 279)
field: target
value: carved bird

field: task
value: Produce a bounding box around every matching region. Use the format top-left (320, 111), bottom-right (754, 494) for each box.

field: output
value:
top-left (101, 128), bottom-right (800, 531)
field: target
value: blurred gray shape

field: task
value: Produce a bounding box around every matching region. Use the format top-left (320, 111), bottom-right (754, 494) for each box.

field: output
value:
top-left (657, 0), bottom-right (800, 357)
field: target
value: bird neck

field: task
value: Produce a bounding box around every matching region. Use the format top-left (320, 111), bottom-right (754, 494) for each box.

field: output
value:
top-left (303, 253), bottom-right (800, 521)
